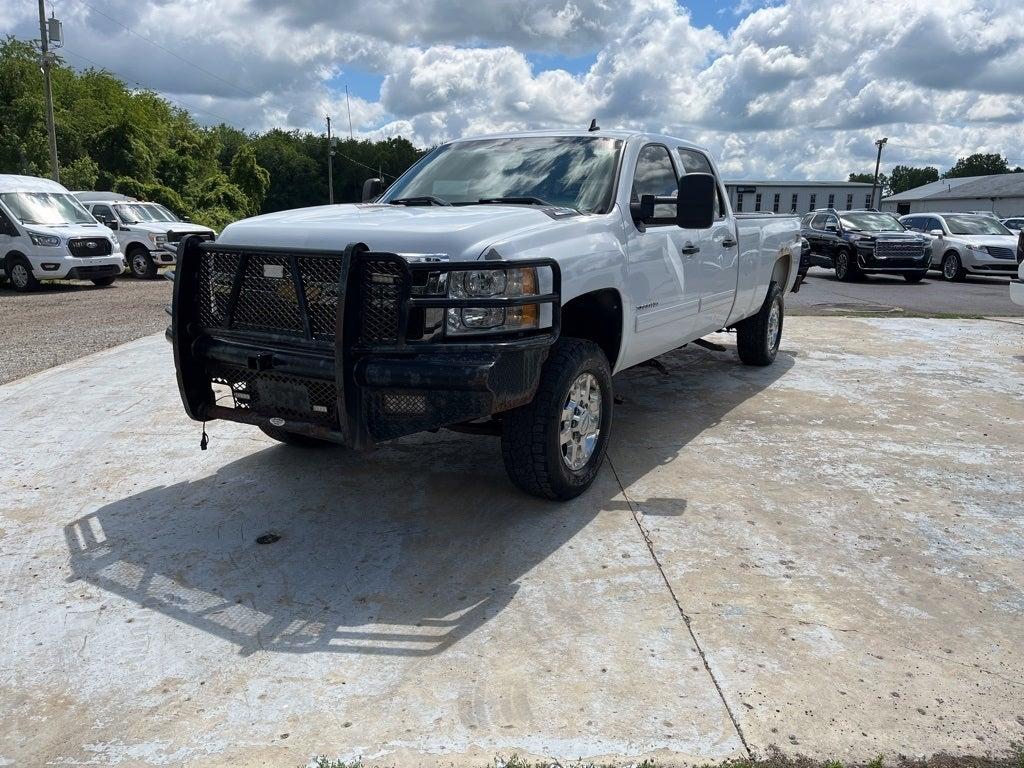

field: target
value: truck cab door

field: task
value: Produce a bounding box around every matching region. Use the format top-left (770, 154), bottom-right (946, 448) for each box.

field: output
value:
top-left (621, 143), bottom-right (701, 366)
top-left (675, 149), bottom-right (736, 333)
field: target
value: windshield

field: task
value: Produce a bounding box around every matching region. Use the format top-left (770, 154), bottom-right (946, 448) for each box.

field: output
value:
top-left (380, 136), bottom-right (623, 213)
top-left (0, 192), bottom-right (96, 225)
top-left (944, 215), bottom-right (1012, 236)
top-left (144, 204), bottom-right (178, 222)
top-left (839, 212), bottom-right (905, 232)
top-left (152, 204), bottom-right (181, 222)
top-left (114, 203), bottom-right (159, 224)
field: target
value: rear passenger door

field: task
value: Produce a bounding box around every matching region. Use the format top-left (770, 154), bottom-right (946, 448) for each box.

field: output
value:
top-left (677, 147), bottom-right (736, 332)
top-left (622, 144), bottom-right (702, 364)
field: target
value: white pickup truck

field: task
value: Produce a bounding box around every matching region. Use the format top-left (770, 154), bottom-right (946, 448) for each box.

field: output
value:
top-left (171, 130), bottom-right (801, 499)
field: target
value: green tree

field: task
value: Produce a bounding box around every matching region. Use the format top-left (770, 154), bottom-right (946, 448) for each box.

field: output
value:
top-left (60, 156), bottom-right (99, 190)
top-left (943, 153), bottom-right (1011, 178)
top-left (848, 172), bottom-right (888, 196)
top-left (229, 144), bottom-right (270, 215)
top-left (889, 165), bottom-right (939, 195)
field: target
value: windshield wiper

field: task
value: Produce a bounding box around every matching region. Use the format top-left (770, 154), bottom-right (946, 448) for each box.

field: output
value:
top-left (388, 196), bottom-right (451, 207)
top-left (475, 196), bottom-right (553, 206)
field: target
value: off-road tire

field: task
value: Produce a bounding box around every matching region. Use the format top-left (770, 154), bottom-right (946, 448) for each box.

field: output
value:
top-left (834, 248), bottom-right (860, 282)
top-left (7, 256), bottom-right (40, 292)
top-left (501, 338), bottom-right (613, 501)
top-left (91, 276), bottom-right (116, 287)
top-left (903, 270), bottom-right (927, 283)
top-left (736, 280), bottom-right (783, 366)
top-left (941, 251), bottom-right (966, 281)
top-left (128, 246), bottom-right (158, 279)
top-left (259, 424), bottom-right (336, 448)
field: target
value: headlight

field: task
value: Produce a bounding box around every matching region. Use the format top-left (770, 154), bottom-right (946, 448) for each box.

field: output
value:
top-left (966, 244), bottom-right (986, 253)
top-left (446, 266), bottom-right (541, 335)
top-left (149, 232), bottom-right (168, 245)
top-left (28, 231), bottom-right (61, 247)
top-left (110, 233), bottom-right (120, 248)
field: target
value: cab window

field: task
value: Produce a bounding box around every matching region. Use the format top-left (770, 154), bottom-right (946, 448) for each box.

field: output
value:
top-left (632, 144), bottom-right (678, 223)
top-left (676, 148), bottom-right (725, 220)
top-left (92, 204), bottom-right (114, 221)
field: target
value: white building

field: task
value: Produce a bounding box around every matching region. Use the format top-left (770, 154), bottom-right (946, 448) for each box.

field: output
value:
top-left (880, 174), bottom-right (1024, 217)
top-left (723, 180), bottom-right (876, 216)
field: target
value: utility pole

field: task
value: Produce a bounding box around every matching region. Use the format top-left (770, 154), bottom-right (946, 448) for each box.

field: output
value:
top-left (345, 85), bottom-right (353, 140)
top-left (37, 0), bottom-right (60, 183)
top-left (326, 115), bottom-right (334, 204)
top-left (870, 137), bottom-right (888, 210)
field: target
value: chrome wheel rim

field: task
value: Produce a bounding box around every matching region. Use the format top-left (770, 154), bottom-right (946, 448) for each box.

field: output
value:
top-left (943, 255), bottom-right (956, 279)
top-left (132, 253), bottom-right (149, 275)
top-left (560, 373), bottom-right (602, 471)
top-left (11, 263), bottom-right (28, 288)
top-left (767, 298), bottom-right (782, 352)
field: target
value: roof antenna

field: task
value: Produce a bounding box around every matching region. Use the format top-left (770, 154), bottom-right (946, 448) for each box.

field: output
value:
top-left (588, 118), bottom-right (599, 132)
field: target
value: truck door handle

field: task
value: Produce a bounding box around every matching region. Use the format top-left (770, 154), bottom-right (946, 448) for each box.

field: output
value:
top-left (721, 237), bottom-right (737, 248)
top-left (681, 243), bottom-right (700, 256)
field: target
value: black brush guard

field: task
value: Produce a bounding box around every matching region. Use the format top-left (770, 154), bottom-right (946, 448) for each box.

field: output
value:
top-left (171, 236), bottom-right (561, 447)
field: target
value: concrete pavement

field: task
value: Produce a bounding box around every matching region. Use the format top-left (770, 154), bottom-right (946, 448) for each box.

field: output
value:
top-left (1, 318), bottom-right (1022, 766)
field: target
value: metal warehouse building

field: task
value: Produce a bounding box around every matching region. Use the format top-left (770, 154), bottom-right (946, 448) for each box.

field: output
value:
top-left (723, 180), bottom-right (875, 215)
top-left (880, 174), bottom-right (1024, 217)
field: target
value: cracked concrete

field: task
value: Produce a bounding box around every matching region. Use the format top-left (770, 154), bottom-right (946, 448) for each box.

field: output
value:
top-left (1, 317), bottom-right (1022, 766)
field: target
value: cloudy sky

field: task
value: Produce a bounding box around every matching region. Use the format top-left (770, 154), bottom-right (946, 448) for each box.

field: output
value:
top-left (4, 0), bottom-right (1023, 179)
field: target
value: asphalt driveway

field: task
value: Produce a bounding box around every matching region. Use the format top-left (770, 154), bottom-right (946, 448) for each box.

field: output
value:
top-left (1, 317), bottom-right (1022, 766)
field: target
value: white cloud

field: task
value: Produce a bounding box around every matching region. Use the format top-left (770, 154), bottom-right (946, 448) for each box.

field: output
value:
top-left (3, 0), bottom-right (1023, 177)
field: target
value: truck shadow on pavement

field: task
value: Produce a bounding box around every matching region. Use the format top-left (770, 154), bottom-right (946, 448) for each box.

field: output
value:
top-left (64, 340), bottom-right (794, 658)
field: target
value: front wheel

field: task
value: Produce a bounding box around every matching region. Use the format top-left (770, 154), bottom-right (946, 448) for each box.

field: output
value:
top-left (501, 338), bottom-right (613, 500)
top-left (903, 271), bottom-right (928, 283)
top-left (736, 281), bottom-right (783, 366)
top-left (7, 258), bottom-right (40, 292)
top-left (128, 247), bottom-right (158, 279)
top-left (941, 251), bottom-right (966, 281)
top-left (834, 249), bottom-right (859, 281)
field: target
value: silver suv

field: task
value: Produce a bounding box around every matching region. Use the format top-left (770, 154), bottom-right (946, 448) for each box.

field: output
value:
top-left (899, 212), bottom-right (1021, 281)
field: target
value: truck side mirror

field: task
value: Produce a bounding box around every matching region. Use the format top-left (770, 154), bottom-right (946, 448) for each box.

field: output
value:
top-left (105, 219), bottom-right (119, 230)
top-left (630, 194), bottom-right (656, 223)
top-left (825, 223), bottom-right (838, 232)
top-left (929, 229), bottom-right (943, 237)
top-left (676, 173), bottom-right (716, 229)
top-left (362, 178), bottom-right (384, 202)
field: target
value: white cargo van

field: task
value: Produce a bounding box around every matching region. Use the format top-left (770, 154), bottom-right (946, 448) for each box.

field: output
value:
top-left (75, 192), bottom-right (215, 279)
top-left (0, 175), bottom-right (125, 291)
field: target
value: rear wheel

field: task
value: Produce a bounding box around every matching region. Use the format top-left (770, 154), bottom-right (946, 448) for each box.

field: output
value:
top-left (501, 338), bottom-right (613, 500)
top-left (903, 270), bottom-right (928, 283)
top-left (128, 247), bottom-right (157, 279)
top-left (259, 424), bottom-right (336, 448)
top-left (736, 281), bottom-right (783, 366)
top-left (8, 257), bottom-right (39, 292)
top-left (941, 251), bottom-right (966, 281)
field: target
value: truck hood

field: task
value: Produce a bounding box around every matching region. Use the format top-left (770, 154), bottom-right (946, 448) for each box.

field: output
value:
top-left (126, 221), bottom-right (215, 236)
top-left (22, 221), bottom-right (117, 239)
top-left (950, 234), bottom-right (1019, 249)
top-left (218, 203), bottom-right (579, 260)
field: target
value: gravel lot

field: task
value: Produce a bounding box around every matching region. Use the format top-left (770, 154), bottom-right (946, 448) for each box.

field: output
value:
top-left (0, 276), bottom-right (171, 384)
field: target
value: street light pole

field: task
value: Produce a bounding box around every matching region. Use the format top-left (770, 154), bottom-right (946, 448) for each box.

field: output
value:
top-left (37, 0), bottom-right (60, 183)
top-left (871, 137), bottom-right (888, 210)
top-left (326, 115), bottom-right (334, 204)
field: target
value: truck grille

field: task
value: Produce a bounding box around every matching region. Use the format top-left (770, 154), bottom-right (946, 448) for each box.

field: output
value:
top-left (196, 249), bottom-right (342, 340)
top-left (359, 259), bottom-right (404, 344)
top-left (875, 240), bottom-right (925, 260)
top-left (985, 246), bottom-right (1016, 260)
top-left (67, 237), bottom-right (112, 257)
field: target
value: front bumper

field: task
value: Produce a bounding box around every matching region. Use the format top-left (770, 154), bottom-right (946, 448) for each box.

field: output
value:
top-left (31, 255), bottom-right (125, 279)
top-left (962, 254), bottom-right (1021, 274)
top-left (171, 238), bottom-right (560, 448)
top-left (1010, 279), bottom-right (1024, 307)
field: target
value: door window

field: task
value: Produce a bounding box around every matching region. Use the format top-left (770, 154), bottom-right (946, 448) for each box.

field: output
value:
top-left (675, 148), bottom-right (724, 219)
top-left (92, 204), bottom-right (114, 221)
top-left (810, 213), bottom-right (828, 230)
top-left (632, 145), bottom-right (678, 223)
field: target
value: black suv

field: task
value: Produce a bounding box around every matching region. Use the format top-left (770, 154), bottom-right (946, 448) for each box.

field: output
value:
top-left (801, 209), bottom-right (932, 282)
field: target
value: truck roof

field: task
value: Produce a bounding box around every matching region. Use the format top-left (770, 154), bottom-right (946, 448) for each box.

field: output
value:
top-left (73, 191), bottom-right (139, 202)
top-left (446, 128), bottom-right (707, 153)
top-left (0, 174), bottom-right (71, 194)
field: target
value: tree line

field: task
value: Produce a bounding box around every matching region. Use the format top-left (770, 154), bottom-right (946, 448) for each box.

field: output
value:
top-left (0, 37), bottom-right (423, 230)
top-left (849, 153), bottom-right (1024, 197)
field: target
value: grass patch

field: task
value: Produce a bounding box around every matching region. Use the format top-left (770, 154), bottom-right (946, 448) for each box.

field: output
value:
top-left (305, 745), bottom-right (1024, 768)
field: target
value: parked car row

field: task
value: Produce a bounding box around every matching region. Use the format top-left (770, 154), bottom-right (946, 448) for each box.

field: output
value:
top-left (801, 208), bottom-right (1023, 283)
top-left (0, 175), bottom-right (214, 291)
